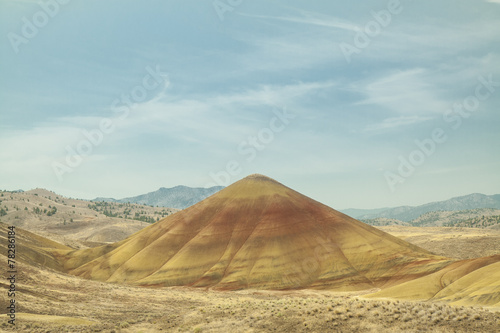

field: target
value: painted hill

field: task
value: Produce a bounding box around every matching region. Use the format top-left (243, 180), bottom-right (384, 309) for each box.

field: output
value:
top-left (55, 174), bottom-right (458, 291)
top-left (343, 193), bottom-right (500, 222)
top-left (94, 185), bottom-right (224, 209)
top-left (0, 222), bottom-right (70, 271)
top-left (367, 254), bottom-right (500, 307)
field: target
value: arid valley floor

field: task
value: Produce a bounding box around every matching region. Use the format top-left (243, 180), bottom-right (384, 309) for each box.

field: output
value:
top-left (0, 239), bottom-right (499, 333)
top-left (1, 262), bottom-right (499, 333)
top-left (1, 179), bottom-right (499, 333)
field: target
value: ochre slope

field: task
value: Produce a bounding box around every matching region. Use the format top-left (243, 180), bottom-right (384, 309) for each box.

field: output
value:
top-left (366, 254), bottom-right (500, 307)
top-left (58, 174), bottom-right (454, 290)
top-left (0, 222), bottom-right (70, 271)
top-left (432, 260), bottom-right (500, 307)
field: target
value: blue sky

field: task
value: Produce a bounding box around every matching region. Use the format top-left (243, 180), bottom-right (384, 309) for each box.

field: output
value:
top-left (1, 0), bottom-right (499, 209)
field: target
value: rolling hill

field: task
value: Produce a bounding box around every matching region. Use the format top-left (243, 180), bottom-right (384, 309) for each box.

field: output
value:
top-left (367, 254), bottom-right (500, 307)
top-left (0, 188), bottom-right (178, 245)
top-left (0, 222), bottom-right (70, 271)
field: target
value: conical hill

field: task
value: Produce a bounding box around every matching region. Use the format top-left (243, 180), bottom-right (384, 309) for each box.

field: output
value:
top-left (55, 174), bottom-right (452, 290)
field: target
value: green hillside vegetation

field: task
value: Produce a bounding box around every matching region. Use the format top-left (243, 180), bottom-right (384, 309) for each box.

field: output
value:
top-left (445, 215), bottom-right (500, 228)
top-left (363, 208), bottom-right (500, 229)
top-left (360, 218), bottom-right (410, 227)
top-left (87, 201), bottom-right (171, 223)
top-left (412, 208), bottom-right (500, 227)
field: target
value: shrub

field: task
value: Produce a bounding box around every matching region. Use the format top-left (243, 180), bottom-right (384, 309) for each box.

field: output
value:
top-left (120, 322), bottom-right (130, 328)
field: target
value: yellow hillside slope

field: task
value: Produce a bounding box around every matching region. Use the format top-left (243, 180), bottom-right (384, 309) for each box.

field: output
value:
top-left (432, 260), bottom-right (500, 307)
top-left (366, 254), bottom-right (500, 307)
top-left (0, 222), bottom-right (70, 271)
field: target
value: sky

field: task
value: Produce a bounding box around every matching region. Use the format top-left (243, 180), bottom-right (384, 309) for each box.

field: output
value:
top-left (0, 0), bottom-right (499, 210)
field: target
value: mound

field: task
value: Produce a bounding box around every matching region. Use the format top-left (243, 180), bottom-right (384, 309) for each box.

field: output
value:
top-left (53, 174), bottom-right (458, 290)
top-left (433, 260), bottom-right (500, 306)
top-left (0, 222), bottom-right (70, 271)
top-left (367, 254), bottom-right (500, 307)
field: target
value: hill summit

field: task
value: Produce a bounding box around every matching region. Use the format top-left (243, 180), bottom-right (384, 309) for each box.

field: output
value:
top-left (57, 174), bottom-right (454, 290)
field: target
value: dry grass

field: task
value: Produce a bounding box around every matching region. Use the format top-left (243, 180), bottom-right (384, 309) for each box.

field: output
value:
top-left (378, 225), bottom-right (500, 259)
top-left (0, 259), bottom-right (498, 333)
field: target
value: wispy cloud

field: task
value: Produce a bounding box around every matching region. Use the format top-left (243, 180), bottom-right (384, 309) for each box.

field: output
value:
top-left (206, 81), bottom-right (337, 107)
top-left (1, 1), bottom-right (499, 208)
top-left (112, 80), bottom-right (337, 145)
top-left (364, 116), bottom-right (432, 132)
top-left (352, 69), bottom-right (449, 116)
top-left (240, 11), bottom-right (358, 31)
top-left (365, 19), bottom-right (500, 64)
top-left (231, 33), bottom-right (343, 75)
top-left (0, 79), bottom-right (337, 168)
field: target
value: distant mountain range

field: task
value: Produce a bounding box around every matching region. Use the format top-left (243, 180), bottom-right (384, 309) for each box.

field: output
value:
top-left (93, 185), bottom-right (224, 209)
top-left (342, 193), bottom-right (500, 222)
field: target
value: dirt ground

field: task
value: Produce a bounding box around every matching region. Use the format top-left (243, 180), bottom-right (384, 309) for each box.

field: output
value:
top-left (1, 259), bottom-right (499, 333)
